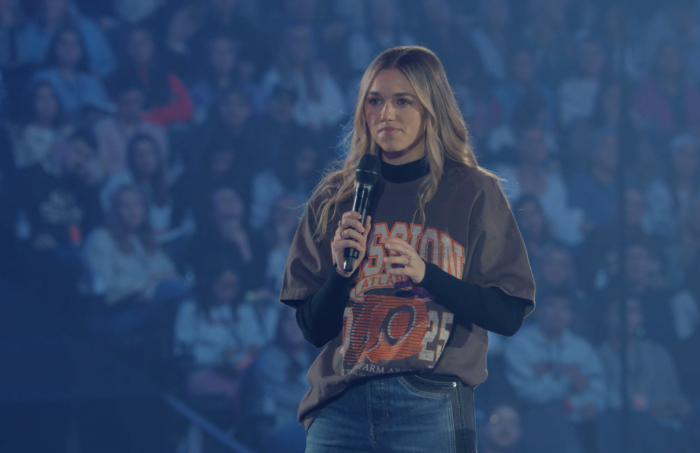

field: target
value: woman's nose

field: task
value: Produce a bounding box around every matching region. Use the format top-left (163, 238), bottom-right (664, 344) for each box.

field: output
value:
top-left (380, 102), bottom-right (395, 121)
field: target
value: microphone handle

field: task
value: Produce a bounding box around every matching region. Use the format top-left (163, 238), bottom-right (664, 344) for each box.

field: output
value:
top-left (343, 185), bottom-right (372, 272)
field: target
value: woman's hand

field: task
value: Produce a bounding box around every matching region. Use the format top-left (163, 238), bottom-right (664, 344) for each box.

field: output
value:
top-left (382, 236), bottom-right (426, 284)
top-left (331, 211), bottom-right (372, 277)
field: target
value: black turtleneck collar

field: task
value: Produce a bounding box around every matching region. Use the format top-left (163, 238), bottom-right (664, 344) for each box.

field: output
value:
top-left (381, 156), bottom-right (430, 183)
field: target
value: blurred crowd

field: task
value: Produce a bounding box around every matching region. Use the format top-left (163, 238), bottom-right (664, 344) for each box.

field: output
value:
top-left (0, 0), bottom-right (699, 452)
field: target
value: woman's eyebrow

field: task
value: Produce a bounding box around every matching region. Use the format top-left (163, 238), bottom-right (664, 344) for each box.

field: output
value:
top-left (367, 91), bottom-right (416, 98)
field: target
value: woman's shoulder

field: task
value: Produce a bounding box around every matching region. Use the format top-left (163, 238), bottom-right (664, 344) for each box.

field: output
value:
top-left (444, 162), bottom-right (503, 195)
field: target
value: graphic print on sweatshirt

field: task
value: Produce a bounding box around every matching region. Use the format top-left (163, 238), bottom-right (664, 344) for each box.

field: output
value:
top-left (339, 221), bottom-right (464, 377)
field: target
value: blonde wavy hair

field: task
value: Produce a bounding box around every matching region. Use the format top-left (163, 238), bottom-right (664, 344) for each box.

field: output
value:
top-left (312, 45), bottom-right (494, 240)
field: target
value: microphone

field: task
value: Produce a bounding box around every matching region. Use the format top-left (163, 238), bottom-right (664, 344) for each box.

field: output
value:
top-left (343, 154), bottom-right (381, 272)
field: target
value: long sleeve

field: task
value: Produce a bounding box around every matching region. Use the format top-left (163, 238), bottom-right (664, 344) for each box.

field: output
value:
top-left (295, 268), bottom-right (356, 348)
top-left (146, 73), bottom-right (194, 127)
top-left (416, 261), bottom-right (528, 337)
top-left (565, 339), bottom-right (607, 419)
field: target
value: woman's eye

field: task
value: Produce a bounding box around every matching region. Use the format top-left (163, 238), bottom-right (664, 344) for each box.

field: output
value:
top-left (397, 99), bottom-right (410, 105)
top-left (368, 98), bottom-right (380, 105)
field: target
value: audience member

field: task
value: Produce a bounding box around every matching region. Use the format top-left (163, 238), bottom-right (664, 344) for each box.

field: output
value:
top-left (646, 134), bottom-right (700, 241)
top-left (93, 77), bottom-right (167, 176)
top-left (512, 195), bottom-right (554, 261)
top-left (480, 404), bottom-right (524, 453)
top-left (188, 186), bottom-right (267, 292)
top-left (11, 81), bottom-right (72, 169)
top-left (160, 2), bottom-right (203, 84)
top-left (17, 0), bottom-right (116, 76)
top-left (174, 264), bottom-right (264, 401)
top-left (261, 23), bottom-right (346, 131)
top-left (597, 297), bottom-right (692, 453)
top-left (558, 38), bottom-right (607, 128)
top-left (31, 27), bottom-right (112, 120)
top-left (111, 26), bottom-right (193, 128)
top-left (237, 306), bottom-right (315, 452)
top-left (496, 126), bottom-right (584, 245)
top-left (504, 291), bottom-right (605, 450)
top-left (631, 41), bottom-right (700, 137)
top-left (83, 184), bottom-right (188, 347)
top-left (567, 128), bottom-right (619, 234)
top-left (470, 0), bottom-right (513, 83)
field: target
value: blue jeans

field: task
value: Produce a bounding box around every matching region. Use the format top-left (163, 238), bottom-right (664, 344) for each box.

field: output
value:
top-left (305, 373), bottom-right (477, 453)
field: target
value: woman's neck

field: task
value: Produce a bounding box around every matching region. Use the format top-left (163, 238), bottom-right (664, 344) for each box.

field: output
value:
top-left (380, 156), bottom-right (430, 183)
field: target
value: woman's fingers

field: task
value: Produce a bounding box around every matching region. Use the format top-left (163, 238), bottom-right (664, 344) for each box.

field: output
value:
top-left (337, 228), bottom-right (364, 243)
top-left (332, 239), bottom-right (365, 254)
top-left (340, 211), bottom-right (365, 232)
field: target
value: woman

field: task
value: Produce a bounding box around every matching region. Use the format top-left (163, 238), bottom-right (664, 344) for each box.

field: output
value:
top-left (261, 23), bottom-right (346, 131)
top-left (12, 82), bottom-right (72, 168)
top-left (280, 46), bottom-right (535, 452)
top-left (111, 27), bottom-right (193, 128)
top-left (31, 27), bottom-right (112, 119)
top-left (83, 185), bottom-right (189, 347)
top-left (100, 134), bottom-right (191, 247)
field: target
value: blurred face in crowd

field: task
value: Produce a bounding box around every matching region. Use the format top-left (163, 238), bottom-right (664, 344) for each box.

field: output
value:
top-left (131, 139), bottom-right (160, 178)
top-left (55, 30), bottom-right (83, 69)
top-left (168, 6), bottom-right (201, 43)
top-left (671, 140), bottom-right (699, 178)
top-left (578, 40), bottom-right (606, 78)
top-left (516, 128), bottom-right (548, 164)
top-left (33, 84), bottom-right (60, 124)
top-left (625, 244), bottom-right (653, 285)
top-left (208, 149), bottom-right (235, 179)
top-left (218, 91), bottom-right (251, 127)
top-left (515, 199), bottom-right (545, 241)
top-left (591, 132), bottom-right (619, 173)
top-left (63, 138), bottom-right (95, 178)
top-left (482, 0), bottom-right (510, 30)
top-left (538, 295), bottom-right (574, 337)
top-left (656, 43), bottom-right (683, 78)
top-left (485, 405), bottom-right (522, 450)
top-left (365, 68), bottom-right (427, 163)
top-left (212, 187), bottom-right (244, 222)
top-left (209, 38), bottom-right (237, 77)
top-left (512, 51), bottom-right (536, 84)
top-left (267, 91), bottom-right (295, 124)
top-left (117, 88), bottom-right (145, 123)
top-left (369, 0), bottom-right (398, 28)
top-left (624, 189), bottom-right (646, 227)
top-left (600, 84), bottom-right (622, 119)
top-left (212, 269), bottom-right (240, 304)
top-left (423, 0), bottom-right (451, 26)
top-left (541, 247), bottom-right (571, 287)
top-left (606, 298), bottom-right (644, 339)
top-left (127, 30), bottom-right (154, 66)
top-left (286, 26), bottom-right (313, 66)
top-left (295, 146), bottom-right (318, 178)
top-left (116, 189), bottom-right (147, 232)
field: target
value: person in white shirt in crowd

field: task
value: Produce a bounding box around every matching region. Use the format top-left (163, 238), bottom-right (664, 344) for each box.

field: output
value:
top-left (174, 263), bottom-right (265, 402)
top-left (83, 184), bottom-right (188, 348)
top-left (505, 290), bottom-right (606, 452)
top-left (261, 23), bottom-right (346, 131)
top-left (11, 81), bottom-right (72, 169)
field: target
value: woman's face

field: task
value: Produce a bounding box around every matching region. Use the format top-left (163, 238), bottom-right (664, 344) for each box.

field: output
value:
top-left (486, 405), bottom-right (522, 449)
top-left (295, 147), bottom-right (317, 177)
top-left (127, 30), bottom-right (154, 66)
top-left (365, 68), bottom-right (427, 163)
top-left (55, 31), bottom-right (83, 68)
top-left (541, 249), bottom-right (570, 286)
top-left (286, 26), bottom-right (313, 64)
top-left (218, 92), bottom-right (251, 127)
top-left (212, 269), bottom-right (240, 304)
top-left (34, 85), bottom-right (59, 123)
top-left (209, 150), bottom-right (235, 178)
top-left (209, 39), bottom-right (237, 76)
top-left (516, 200), bottom-right (544, 239)
top-left (671, 142), bottom-right (699, 178)
top-left (132, 140), bottom-right (160, 177)
top-left (116, 190), bottom-right (147, 231)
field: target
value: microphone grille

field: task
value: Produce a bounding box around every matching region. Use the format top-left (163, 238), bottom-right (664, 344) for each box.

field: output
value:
top-left (356, 154), bottom-right (381, 186)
